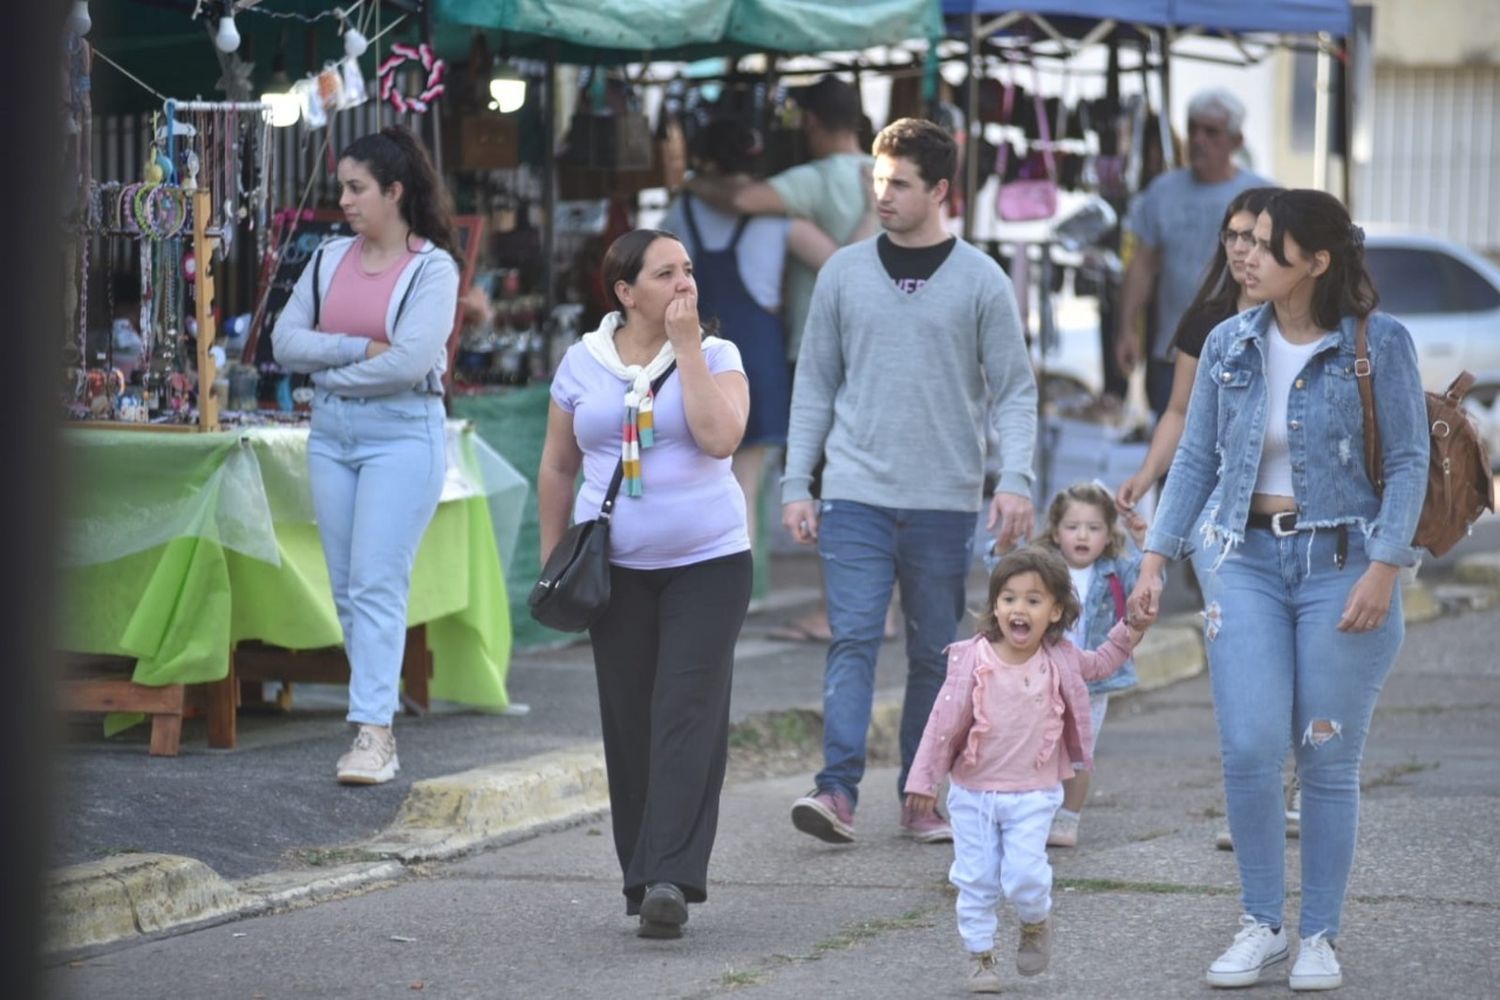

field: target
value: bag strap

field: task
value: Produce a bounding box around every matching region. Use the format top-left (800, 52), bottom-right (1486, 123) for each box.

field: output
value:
top-left (1107, 573), bottom-right (1126, 623)
top-left (311, 247), bottom-right (324, 330)
top-left (598, 361), bottom-right (678, 520)
top-left (1353, 315), bottom-right (1384, 495)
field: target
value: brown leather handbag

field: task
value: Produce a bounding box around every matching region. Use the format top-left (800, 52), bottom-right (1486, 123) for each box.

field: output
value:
top-left (1354, 317), bottom-right (1495, 557)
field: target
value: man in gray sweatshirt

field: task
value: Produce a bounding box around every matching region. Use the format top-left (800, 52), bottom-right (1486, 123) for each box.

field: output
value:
top-left (781, 117), bottom-right (1037, 846)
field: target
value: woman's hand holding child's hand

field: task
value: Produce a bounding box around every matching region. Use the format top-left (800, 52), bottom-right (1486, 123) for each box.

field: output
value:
top-left (904, 793), bottom-right (937, 819)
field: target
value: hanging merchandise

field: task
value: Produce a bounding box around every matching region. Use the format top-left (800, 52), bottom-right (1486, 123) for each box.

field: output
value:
top-left (296, 77), bottom-right (329, 128)
top-left (377, 42), bottom-right (446, 115)
top-left (316, 63), bottom-right (345, 111)
top-left (340, 58), bottom-right (369, 108)
top-left (994, 64), bottom-right (1059, 223)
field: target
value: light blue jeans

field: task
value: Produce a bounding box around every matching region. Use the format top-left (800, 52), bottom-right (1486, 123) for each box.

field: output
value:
top-left (815, 500), bottom-right (975, 807)
top-left (308, 389), bottom-right (446, 727)
top-left (1206, 525), bottom-right (1403, 939)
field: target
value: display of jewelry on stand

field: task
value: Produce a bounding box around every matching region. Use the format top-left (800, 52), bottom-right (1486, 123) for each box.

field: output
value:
top-left (67, 99), bottom-right (273, 432)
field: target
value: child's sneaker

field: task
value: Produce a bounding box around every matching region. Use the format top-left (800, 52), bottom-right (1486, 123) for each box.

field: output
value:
top-left (899, 801), bottom-right (953, 843)
top-left (965, 950), bottom-right (1001, 993)
top-left (335, 724), bottom-right (398, 785)
top-left (791, 788), bottom-right (855, 843)
top-left (1047, 809), bottom-right (1080, 847)
top-left (1016, 917), bottom-right (1051, 976)
top-left (1289, 932), bottom-right (1341, 991)
top-left (1205, 915), bottom-right (1288, 987)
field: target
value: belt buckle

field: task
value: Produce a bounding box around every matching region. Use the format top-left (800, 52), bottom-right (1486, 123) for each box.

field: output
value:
top-left (1270, 511), bottom-right (1298, 537)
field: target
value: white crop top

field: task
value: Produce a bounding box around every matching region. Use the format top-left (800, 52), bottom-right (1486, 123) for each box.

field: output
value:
top-left (1254, 321), bottom-right (1324, 498)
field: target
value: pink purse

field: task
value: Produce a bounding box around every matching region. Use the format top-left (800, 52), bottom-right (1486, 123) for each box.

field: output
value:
top-left (995, 76), bottom-right (1058, 222)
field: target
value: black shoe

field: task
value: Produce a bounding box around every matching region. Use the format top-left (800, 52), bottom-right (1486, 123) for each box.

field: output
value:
top-left (637, 882), bottom-right (687, 939)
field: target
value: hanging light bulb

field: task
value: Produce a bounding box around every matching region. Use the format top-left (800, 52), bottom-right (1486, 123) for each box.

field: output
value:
top-left (260, 50), bottom-right (300, 128)
top-left (67, 1), bottom-right (91, 37)
top-left (214, 6), bottom-right (241, 53)
top-left (340, 9), bottom-right (368, 59)
top-left (489, 63), bottom-right (527, 114)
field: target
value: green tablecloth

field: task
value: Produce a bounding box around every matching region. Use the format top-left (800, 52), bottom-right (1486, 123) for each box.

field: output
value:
top-left (59, 424), bottom-right (512, 712)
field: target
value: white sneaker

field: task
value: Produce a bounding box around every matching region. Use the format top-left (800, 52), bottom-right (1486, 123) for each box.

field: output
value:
top-left (336, 724), bottom-right (399, 784)
top-left (1290, 932), bottom-right (1342, 991)
top-left (1205, 915), bottom-right (1289, 988)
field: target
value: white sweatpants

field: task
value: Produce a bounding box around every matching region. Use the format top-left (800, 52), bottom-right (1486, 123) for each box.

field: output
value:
top-left (946, 781), bottom-right (1065, 952)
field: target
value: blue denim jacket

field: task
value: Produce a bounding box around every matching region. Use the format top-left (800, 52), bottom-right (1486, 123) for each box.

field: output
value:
top-left (1077, 554), bottom-right (1141, 695)
top-left (1145, 305), bottom-right (1429, 568)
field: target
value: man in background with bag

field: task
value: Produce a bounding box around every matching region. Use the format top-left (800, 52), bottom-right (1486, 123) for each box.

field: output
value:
top-left (685, 74), bottom-right (880, 643)
top-left (780, 118), bottom-right (1037, 846)
top-left (1112, 88), bottom-right (1272, 418)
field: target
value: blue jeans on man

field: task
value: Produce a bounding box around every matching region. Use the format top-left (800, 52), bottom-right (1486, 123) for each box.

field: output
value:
top-left (813, 500), bottom-right (975, 808)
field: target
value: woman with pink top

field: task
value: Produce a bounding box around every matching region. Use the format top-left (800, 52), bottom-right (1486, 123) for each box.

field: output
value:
top-left (537, 229), bottom-right (752, 940)
top-left (904, 546), bottom-right (1154, 993)
top-left (271, 126), bottom-right (459, 786)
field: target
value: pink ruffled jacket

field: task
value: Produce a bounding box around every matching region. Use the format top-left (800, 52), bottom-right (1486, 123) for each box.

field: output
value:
top-left (905, 622), bottom-right (1136, 797)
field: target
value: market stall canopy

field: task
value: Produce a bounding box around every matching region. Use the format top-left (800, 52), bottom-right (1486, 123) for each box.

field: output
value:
top-left (434, 0), bottom-right (945, 63)
top-left (941, 0), bottom-right (1352, 36)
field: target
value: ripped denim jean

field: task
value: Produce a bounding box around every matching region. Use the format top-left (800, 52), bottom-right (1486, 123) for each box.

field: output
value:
top-left (1204, 524), bottom-right (1403, 939)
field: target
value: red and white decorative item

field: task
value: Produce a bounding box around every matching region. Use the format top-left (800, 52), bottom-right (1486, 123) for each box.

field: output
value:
top-left (376, 42), bottom-right (446, 115)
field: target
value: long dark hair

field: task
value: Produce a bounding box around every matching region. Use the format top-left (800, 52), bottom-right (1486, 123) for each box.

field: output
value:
top-left (340, 125), bottom-right (456, 256)
top-left (976, 546), bottom-right (1080, 645)
top-left (1261, 189), bottom-right (1379, 330)
top-left (1174, 185), bottom-right (1280, 332)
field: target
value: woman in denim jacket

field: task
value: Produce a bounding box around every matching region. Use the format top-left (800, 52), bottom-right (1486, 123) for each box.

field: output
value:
top-left (1128, 190), bottom-right (1428, 992)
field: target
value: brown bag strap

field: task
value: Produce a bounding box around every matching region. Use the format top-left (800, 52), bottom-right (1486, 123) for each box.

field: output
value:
top-left (1353, 315), bottom-right (1384, 494)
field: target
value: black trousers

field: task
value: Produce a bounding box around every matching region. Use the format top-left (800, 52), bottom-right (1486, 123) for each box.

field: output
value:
top-left (587, 550), bottom-right (752, 913)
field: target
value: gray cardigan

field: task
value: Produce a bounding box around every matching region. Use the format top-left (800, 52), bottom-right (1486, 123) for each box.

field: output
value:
top-left (270, 235), bottom-right (460, 397)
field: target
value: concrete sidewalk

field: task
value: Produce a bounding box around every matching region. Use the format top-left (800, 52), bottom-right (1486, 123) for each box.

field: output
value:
top-left (46, 599), bottom-right (1500, 998)
top-left (43, 536), bottom-right (1500, 961)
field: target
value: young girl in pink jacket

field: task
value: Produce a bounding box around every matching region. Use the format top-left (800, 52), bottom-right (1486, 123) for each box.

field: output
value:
top-left (904, 546), bottom-right (1154, 993)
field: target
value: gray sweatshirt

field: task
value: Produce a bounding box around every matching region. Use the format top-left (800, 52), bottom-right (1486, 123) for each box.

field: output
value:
top-left (270, 236), bottom-right (459, 397)
top-left (781, 238), bottom-right (1036, 513)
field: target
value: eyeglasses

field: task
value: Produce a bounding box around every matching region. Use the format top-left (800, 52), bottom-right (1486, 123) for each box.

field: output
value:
top-left (1220, 228), bottom-right (1256, 249)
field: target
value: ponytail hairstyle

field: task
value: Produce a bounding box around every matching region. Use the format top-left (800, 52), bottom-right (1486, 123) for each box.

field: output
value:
top-left (339, 125), bottom-right (457, 256)
top-left (1260, 189), bottom-right (1378, 331)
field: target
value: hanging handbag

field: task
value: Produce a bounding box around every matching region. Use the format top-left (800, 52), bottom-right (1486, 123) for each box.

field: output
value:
top-left (995, 69), bottom-right (1059, 222)
top-left (528, 363), bottom-right (677, 632)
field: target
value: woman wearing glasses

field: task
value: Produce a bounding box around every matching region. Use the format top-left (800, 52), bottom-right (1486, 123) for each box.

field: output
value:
top-left (1115, 186), bottom-right (1281, 524)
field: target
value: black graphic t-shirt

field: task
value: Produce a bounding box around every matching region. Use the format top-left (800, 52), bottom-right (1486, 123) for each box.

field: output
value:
top-left (877, 234), bottom-right (956, 294)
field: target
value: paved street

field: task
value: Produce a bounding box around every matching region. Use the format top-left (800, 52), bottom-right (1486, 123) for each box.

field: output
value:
top-left (47, 590), bottom-right (1500, 998)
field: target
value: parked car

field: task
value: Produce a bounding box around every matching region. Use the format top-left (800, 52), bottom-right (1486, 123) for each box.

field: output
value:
top-left (1363, 229), bottom-right (1500, 469)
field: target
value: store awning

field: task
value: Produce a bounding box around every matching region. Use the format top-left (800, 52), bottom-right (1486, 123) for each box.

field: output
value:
top-left (434, 0), bottom-right (945, 62)
top-left (940, 1), bottom-right (1352, 36)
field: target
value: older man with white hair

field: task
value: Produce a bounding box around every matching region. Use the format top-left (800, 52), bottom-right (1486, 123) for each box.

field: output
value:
top-left (1113, 88), bottom-right (1273, 418)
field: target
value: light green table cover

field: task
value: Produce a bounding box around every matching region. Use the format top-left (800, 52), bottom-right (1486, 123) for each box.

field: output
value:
top-left (59, 424), bottom-right (512, 715)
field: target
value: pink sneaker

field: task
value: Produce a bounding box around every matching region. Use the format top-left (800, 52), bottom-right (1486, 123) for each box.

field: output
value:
top-left (900, 801), bottom-right (954, 843)
top-left (791, 788), bottom-right (855, 843)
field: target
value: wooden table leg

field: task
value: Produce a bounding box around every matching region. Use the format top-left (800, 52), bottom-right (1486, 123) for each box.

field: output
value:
top-left (61, 676), bottom-right (185, 757)
top-left (400, 623), bottom-right (432, 716)
top-left (205, 653), bottom-right (239, 750)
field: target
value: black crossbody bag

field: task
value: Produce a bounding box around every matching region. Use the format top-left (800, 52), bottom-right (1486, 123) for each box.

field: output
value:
top-left (528, 362), bottom-right (676, 632)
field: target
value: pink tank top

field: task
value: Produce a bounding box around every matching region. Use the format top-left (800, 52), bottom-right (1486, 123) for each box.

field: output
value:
top-left (318, 238), bottom-right (418, 343)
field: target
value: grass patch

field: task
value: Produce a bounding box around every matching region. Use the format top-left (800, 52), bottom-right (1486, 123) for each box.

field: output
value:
top-left (812, 909), bottom-right (932, 953)
top-left (1057, 877), bottom-right (1235, 897)
top-left (718, 969), bottom-right (766, 989)
top-left (1199, 805), bottom-right (1225, 819)
top-left (728, 708), bottom-right (820, 752)
top-left (1361, 759), bottom-right (1438, 791)
top-left (287, 845), bottom-right (383, 868)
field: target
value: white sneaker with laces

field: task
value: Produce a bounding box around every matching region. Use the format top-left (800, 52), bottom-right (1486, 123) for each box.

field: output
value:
top-left (336, 724), bottom-right (399, 785)
top-left (1290, 932), bottom-right (1342, 991)
top-left (1205, 915), bottom-right (1289, 988)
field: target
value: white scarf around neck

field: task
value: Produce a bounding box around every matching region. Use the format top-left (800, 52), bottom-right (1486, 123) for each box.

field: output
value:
top-left (581, 311), bottom-right (725, 401)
